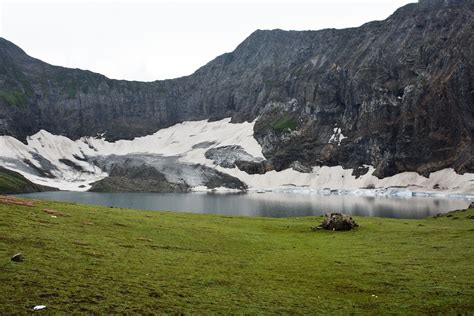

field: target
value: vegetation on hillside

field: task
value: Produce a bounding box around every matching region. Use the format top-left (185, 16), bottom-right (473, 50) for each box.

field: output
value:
top-left (0, 167), bottom-right (55, 194)
top-left (0, 90), bottom-right (28, 107)
top-left (271, 116), bottom-right (298, 132)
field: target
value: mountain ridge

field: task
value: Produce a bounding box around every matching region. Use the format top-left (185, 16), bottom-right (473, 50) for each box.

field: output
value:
top-left (0, 0), bottom-right (472, 179)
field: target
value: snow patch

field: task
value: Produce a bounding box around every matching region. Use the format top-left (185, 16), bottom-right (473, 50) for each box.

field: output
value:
top-left (0, 118), bottom-right (473, 196)
top-left (0, 118), bottom-right (262, 191)
top-left (328, 127), bottom-right (347, 146)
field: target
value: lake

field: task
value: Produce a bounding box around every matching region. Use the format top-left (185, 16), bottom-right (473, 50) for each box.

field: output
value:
top-left (15, 191), bottom-right (472, 219)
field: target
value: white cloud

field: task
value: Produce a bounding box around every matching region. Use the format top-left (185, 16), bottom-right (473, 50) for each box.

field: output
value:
top-left (1, 0), bottom-right (415, 81)
top-left (0, 1), bottom-right (3, 37)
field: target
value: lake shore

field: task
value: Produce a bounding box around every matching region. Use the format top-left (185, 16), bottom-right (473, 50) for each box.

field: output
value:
top-left (14, 191), bottom-right (471, 219)
top-left (1, 196), bottom-right (473, 314)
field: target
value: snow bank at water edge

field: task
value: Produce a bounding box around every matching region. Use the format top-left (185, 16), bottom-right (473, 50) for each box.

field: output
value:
top-left (0, 118), bottom-right (473, 196)
top-left (0, 118), bottom-right (262, 191)
top-left (217, 166), bottom-right (474, 196)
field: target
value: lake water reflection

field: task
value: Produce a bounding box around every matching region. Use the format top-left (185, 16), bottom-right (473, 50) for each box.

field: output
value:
top-left (15, 191), bottom-right (471, 219)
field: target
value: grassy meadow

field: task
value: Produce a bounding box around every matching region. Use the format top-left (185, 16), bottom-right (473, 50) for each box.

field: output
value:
top-left (0, 196), bottom-right (473, 314)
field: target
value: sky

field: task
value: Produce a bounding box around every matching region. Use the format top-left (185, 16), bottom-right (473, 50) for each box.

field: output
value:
top-left (0, 0), bottom-right (415, 81)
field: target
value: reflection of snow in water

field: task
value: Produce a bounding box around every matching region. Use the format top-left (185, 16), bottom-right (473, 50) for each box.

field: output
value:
top-left (16, 191), bottom-right (470, 220)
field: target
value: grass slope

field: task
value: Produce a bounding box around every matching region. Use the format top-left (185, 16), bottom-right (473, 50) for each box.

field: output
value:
top-left (0, 167), bottom-right (56, 194)
top-left (0, 197), bottom-right (473, 314)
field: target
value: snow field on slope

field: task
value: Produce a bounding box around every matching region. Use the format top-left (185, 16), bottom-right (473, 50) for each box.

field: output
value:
top-left (0, 118), bottom-right (473, 195)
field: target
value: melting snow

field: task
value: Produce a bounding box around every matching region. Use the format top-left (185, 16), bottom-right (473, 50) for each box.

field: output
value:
top-left (0, 118), bottom-right (473, 196)
top-left (328, 127), bottom-right (347, 146)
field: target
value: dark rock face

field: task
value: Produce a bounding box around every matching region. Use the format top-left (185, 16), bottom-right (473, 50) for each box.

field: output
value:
top-left (204, 145), bottom-right (274, 175)
top-left (234, 160), bottom-right (270, 175)
top-left (89, 164), bottom-right (190, 193)
top-left (192, 141), bottom-right (217, 149)
top-left (289, 161), bottom-right (312, 173)
top-left (89, 154), bottom-right (247, 192)
top-left (315, 213), bottom-right (359, 231)
top-left (0, 0), bottom-right (472, 178)
top-left (205, 145), bottom-right (265, 171)
top-left (352, 166), bottom-right (370, 179)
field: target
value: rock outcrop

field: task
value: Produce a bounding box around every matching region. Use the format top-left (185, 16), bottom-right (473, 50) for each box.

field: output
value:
top-left (0, 0), bottom-right (472, 179)
top-left (314, 213), bottom-right (359, 231)
top-left (11, 253), bottom-right (24, 262)
top-left (89, 154), bottom-right (247, 192)
top-left (204, 145), bottom-right (270, 175)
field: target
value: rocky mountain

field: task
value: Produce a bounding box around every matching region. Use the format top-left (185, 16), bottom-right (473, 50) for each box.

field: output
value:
top-left (89, 154), bottom-right (247, 192)
top-left (0, 0), bottom-right (473, 181)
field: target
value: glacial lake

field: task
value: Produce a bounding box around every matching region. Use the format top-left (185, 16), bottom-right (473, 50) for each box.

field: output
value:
top-left (15, 191), bottom-right (472, 219)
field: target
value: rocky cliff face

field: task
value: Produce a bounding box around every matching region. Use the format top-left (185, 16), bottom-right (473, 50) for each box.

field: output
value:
top-left (0, 0), bottom-right (472, 178)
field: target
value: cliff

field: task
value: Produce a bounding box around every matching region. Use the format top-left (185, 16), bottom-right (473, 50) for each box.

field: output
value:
top-left (0, 0), bottom-right (472, 178)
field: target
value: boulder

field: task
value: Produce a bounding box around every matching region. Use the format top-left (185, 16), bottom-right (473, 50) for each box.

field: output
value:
top-left (11, 253), bottom-right (24, 262)
top-left (235, 160), bottom-right (269, 175)
top-left (290, 161), bottom-right (313, 173)
top-left (315, 213), bottom-right (359, 231)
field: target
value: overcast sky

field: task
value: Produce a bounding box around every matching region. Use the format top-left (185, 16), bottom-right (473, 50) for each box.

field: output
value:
top-left (0, 0), bottom-right (415, 81)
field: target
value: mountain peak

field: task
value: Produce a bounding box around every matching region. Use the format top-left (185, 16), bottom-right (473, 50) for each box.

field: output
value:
top-left (0, 37), bottom-right (27, 56)
top-left (0, 2), bottom-right (472, 179)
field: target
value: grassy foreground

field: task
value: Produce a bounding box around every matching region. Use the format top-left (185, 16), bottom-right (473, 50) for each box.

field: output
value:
top-left (0, 196), bottom-right (473, 314)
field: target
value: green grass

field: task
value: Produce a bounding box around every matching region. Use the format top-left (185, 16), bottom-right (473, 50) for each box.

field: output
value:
top-left (0, 197), bottom-right (473, 314)
top-left (0, 167), bottom-right (46, 194)
top-left (0, 90), bottom-right (27, 107)
top-left (271, 116), bottom-right (298, 132)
